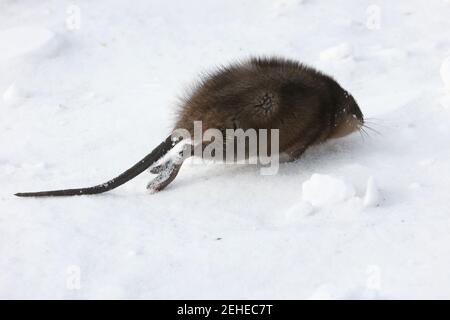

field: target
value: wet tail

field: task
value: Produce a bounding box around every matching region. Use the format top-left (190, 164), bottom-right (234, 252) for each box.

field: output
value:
top-left (15, 135), bottom-right (178, 197)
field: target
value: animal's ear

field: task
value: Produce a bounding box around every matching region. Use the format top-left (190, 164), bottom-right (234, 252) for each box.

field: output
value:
top-left (246, 91), bottom-right (279, 124)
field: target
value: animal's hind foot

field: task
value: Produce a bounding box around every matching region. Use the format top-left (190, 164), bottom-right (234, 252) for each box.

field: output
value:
top-left (149, 143), bottom-right (192, 175)
top-left (149, 162), bottom-right (167, 174)
top-left (147, 161), bottom-right (183, 193)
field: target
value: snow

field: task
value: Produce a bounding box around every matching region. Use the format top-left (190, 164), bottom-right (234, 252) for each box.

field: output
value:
top-left (1, 0), bottom-right (450, 299)
top-left (3, 83), bottom-right (21, 105)
top-left (269, 201), bottom-right (314, 227)
top-left (302, 174), bottom-right (356, 207)
top-left (0, 26), bottom-right (57, 61)
top-left (441, 56), bottom-right (450, 108)
top-left (285, 201), bottom-right (314, 220)
top-left (363, 176), bottom-right (381, 208)
top-left (319, 43), bottom-right (354, 62)
top-left (441, 56), bottom-right (450, 91)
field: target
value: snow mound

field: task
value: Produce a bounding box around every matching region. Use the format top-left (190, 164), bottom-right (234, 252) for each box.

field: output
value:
top-left (302, 174), bottom-right (356, 207)
top-left (267, 201), bottom-right (313, 227)
top-left (319, 43), bottom-right (353, 62)
top-left (0, 26), bottom-right (57, 61)
top-left (363, 176), bottom-right (381, 207)
top-left (2, 83), bottom-right (29, 106)
top-left (286, 201), bottom-right (314, 218)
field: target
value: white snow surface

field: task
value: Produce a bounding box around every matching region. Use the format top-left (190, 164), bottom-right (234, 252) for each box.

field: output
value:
top-left (1, 0), bottom-right (450, 299)
top-left (441, 56), bottom-right (450, 91)
top-left (363, 176), bottom-right (381, 208)
top-left (302, 174), bottom-right (356, 207)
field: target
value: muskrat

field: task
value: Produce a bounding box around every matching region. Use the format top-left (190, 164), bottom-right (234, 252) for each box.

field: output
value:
top-left (15, 56), bottom-right (364, 197)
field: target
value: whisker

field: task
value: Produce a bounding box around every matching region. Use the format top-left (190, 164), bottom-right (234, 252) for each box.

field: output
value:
top-left (363, 118), bottom-right (393, 129)
top-left (363, 121), bottom-right (385, 128)
top-left (358, 128), bottom-right (365, 141)
top-left (360, 126), bottom-right (370, 138)
top-left (363, 124), bottom-right (381, 136)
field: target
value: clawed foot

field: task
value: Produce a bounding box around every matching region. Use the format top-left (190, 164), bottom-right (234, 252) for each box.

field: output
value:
top-left (147, 160), bottom-right (183, 193)
top-left (149, 162), bottom-right (170, 174)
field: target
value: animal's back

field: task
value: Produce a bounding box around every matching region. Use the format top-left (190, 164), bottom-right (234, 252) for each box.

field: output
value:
top-left (175, 57), bottom-right (340, 151)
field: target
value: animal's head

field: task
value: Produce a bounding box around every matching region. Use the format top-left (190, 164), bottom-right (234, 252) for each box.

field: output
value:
top-left (329, 91), bottom-right (364, 139)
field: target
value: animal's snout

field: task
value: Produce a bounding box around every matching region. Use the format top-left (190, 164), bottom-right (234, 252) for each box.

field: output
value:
top-left (329, 114), bottom-right (362, 139)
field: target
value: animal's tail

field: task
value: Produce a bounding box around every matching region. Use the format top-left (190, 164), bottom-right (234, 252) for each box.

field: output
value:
top-left (15, 135), bottom-right (179, 197)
